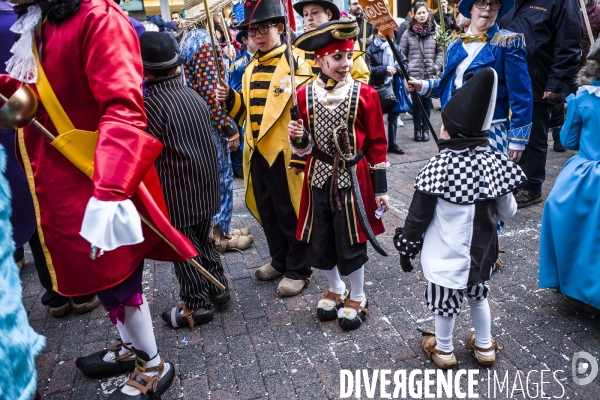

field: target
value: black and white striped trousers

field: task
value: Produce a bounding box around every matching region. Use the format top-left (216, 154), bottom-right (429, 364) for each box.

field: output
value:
top-left (173, 219), bottom-right (228, 310)
top-left (425, 281), bottom-right (490, 317)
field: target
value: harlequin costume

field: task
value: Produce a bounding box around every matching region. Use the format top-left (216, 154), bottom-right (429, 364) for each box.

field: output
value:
top-left (0, 0), bottom-right (194, 398)
top-left (180, 0), bottom-right (254, 253)
top-left (290, 20), bottom-right (388, 331)
top-left (292, 0), bottom-right (370, 84)
top-left (394, 69), bottom-right (526, 369)
top-left (224, 0), bottom-right (314, 297)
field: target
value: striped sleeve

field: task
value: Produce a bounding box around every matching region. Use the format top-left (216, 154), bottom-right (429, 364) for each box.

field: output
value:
top-left (225, 87), bottom-right (246, 127)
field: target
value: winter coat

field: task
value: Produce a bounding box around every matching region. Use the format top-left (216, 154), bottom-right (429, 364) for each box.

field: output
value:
top-left (400, 28), bottom-right (443, 80)
top-left (499, 0), bottom-right (582, 99)
top-left (365, 40), bottom-right (409, 87)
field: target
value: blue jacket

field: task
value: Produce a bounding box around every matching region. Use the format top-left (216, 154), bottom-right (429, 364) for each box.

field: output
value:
top-left (423, 24), bottom-right (533, 147)
top-left (499, 0), bottom-right (582, 100)
top-left (229, 49), bottom-right (252, 93)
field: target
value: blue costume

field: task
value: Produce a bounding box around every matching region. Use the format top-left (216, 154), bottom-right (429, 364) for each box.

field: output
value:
top-left (0, 145), bottom-right (45, 400)
top-left (420, 24), bottom-right (533, 155)
top-left (539, 81), bottom-right (600, 309)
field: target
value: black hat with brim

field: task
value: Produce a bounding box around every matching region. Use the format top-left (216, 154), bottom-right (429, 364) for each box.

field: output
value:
top-left (293, 19), bottom-right (358, 52)
top-left (140, 32), bottom-right (184, 71)
top-left (293, 0), bottom-right (340, 21)
top-left (235, 0), bottom-right (285, 30)
top-left (441, 68), bottom-right (498, 139)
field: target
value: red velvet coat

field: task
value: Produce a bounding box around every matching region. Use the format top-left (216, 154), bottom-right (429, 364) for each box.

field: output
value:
top-left (0, 0), bottom-right (194, 296)
top-left (295, 81), bottom-right (387, 244)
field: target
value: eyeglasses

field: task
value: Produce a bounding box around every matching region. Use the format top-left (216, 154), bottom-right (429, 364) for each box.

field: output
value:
top-left (473, 0), bottom-right (503, 10)
top-left (247, 24), bottom-right (278, 37)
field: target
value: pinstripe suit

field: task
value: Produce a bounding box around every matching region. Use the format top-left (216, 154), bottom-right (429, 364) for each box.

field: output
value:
top-left (144, 74), bottom-right (228, 309)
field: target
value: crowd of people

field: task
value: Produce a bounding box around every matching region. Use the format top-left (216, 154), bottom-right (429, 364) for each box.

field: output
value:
top-left (0, 0), bottom-right (599, 398)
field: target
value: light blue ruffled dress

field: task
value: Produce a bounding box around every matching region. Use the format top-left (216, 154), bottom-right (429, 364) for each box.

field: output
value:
top-left (0, 144), bottom-right (45, 399)
top-left (539, 79), bottom-right (600, 309)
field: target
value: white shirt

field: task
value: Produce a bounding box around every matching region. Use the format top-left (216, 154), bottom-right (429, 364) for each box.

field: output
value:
top-left (313, 75), bottom-right (353, 111)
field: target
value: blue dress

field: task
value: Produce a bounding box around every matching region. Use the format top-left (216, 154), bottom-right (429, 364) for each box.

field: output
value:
top-left (539, 81), bottom-right (600, 309)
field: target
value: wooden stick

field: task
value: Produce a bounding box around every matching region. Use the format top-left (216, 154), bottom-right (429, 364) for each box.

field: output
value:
top-left (579, 0), bottom-right (595, 46)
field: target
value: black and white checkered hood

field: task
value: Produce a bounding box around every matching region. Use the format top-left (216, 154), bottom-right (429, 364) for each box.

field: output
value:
top-left (414, 146), bottom-right (527, 204)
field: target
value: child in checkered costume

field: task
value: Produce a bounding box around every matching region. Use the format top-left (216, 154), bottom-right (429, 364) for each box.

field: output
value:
top-left (394, 68), bottom-right (526, 369)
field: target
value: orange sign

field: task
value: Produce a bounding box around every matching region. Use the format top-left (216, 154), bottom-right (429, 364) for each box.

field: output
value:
top-left (357, 0), bottom-right (398, 39)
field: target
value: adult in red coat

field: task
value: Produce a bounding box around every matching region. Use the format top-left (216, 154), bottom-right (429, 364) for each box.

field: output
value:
top-left (1, 0), bottom-right (191, 398)
top-left (288, 20), bottom-right (390, 332)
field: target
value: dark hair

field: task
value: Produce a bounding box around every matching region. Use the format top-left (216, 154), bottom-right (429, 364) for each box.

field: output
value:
top-left (171, 11), bottom-right (180, 17)
top-left (411, 0), bottom-right (427, 11)
top-left (411, 4), bottom-right (433, 26)
top-left (41, 0), bottom-right (83, 24)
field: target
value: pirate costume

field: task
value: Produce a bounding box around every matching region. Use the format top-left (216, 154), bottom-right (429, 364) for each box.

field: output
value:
top-left (394, 68), bottom-right (526, 368)
top-left (224, 0), bottom-right (314, 297)
top-left (291, 20), bottom-right (388, 331)
top-left (291, 0), bottom-right (370, 84)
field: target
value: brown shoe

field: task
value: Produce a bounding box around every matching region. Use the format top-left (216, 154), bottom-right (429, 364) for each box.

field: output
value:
top-left (468, 332), bottom-right (503, 366)
top-left (72, 295), bottom-right (101, 314)
top-left (222, 234), bottom-right (254, 252)
top-left (48, 301), bottom-right (71, 318)
top-left (255, 264), bottom-right (283, 281)
top-left (230, 227), bottom-right (251, 236)
top-left (421, 330), bottom-right (457, 369)
top-left (493, 250), bottom-right (506, 273)
top-left (277, 277), bottom-right (309, 297)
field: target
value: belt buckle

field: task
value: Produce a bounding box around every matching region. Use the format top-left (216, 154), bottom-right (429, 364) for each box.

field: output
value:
top-left (135, 357), bottom-right (147, 372)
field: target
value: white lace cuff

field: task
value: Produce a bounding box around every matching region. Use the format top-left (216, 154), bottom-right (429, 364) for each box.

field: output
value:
top-left (288, 131), bottom-right (313, 157)
top-left (80, 198), bottom-right (144, 251)
top-left (418, 80), bottom-right (430, 96)
top-left (508, 142), bottom-right (525, 151)
top-left (369, 161), bottom-right (390, 170)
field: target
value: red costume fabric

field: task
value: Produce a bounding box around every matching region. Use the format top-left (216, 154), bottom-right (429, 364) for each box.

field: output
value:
top-left (295, 82), bottom-right (387, 244)
top-left (0, 0), bottom-right (195, 296)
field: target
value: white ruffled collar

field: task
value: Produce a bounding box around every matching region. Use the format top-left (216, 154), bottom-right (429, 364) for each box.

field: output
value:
top-left (577, 85), bottom-right (600, 98)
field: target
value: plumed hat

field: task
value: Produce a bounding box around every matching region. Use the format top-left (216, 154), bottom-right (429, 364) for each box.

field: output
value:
top-left (441, 68), bottom-right (498, 139)
top-left (293, 0), bottom-right (340, 21)
top-left (236, 0), bottom-right (285, 30)
top-left (293, 20), bottom-right (358, 58)
top-left (140, 32), bottom-right (184, 71)
top-left (458, 0), bottom-right (515, 19)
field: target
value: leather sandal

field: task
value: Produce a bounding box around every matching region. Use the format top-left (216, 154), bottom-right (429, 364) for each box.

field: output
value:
top-left (230, 227), bottom-right (251, 236)
top-left (468, 332), bottom-right (503, 366)
top-left (107, 351), bottom-right (175, 400)
top-left (421, 329), bottom-right (456, 369)
top-left (317, 289), bottom-right (349, 321)
top-left (493, 250), bottom-right (506, 273)
top-left (338, 297), bottom-right (369, 331)
top-left (161, 305), bottom-right (214, 328)
top-left (76, 339), bottom-right (136, 378)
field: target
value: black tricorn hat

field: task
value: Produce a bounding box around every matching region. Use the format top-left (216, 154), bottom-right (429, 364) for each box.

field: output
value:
top-left (293, 19), bottom-right (358, 52)
top-left (236, 0), bottom-right (285, 30)
top-left (140, 32), bottom-right (184, 71)
top-left (441, 68), bottom-right (498, 139)
top-left (293, 0), bottom-right (340, 21)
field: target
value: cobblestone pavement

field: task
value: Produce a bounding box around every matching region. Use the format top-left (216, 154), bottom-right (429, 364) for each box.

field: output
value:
top-left (22, 110), bottom-right (600, 399)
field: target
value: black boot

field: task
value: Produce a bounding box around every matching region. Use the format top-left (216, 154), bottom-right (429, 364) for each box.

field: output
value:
top-left (414, 127), bottom-right (422, 142)
top-left (422, 125), bottom-right (430, 142)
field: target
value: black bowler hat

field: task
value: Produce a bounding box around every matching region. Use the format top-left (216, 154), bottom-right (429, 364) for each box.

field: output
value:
top-left (293, 0), bottom-right (340, 21)
top-left (293, 20), bottom-right (358, 55)
top-left (236, 0), bottom-right (285, 30)
top-left (442, 68), bottom-right (498, 139)
top-left (140, 32), bottom-right (184, 71)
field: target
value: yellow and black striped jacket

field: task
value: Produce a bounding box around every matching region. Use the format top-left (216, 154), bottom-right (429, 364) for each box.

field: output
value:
top-left (224, 44), bottom-right (313, 221)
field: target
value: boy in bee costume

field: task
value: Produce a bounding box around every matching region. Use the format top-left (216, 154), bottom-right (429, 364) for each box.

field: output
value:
top-left (288, 20), bottom-right (389, 331)
top-left (216, 0), bottom-right (314, 297)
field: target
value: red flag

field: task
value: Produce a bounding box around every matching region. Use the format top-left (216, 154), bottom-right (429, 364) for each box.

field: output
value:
top-left (283, 0), bottom-right (296, 32)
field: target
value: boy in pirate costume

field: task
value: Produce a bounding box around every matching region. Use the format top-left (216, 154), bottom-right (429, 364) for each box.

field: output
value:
top-left (215, 0), bottom-right (314, 297)
top-left (292, 0), bottom-right (370, 83)
top-left (393, 68), bottom-right (526, 368)
top-left (288, 20), bottom-right (390, 331)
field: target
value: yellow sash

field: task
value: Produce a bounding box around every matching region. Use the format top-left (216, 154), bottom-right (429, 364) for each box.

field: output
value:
top-left (33, 39), bottom-right (98, 179)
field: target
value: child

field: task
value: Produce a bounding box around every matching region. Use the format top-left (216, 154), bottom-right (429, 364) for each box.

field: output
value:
top-left (288, 20), bottom-right (390, 331)
top-left (394, 68), bottom-right (526, 368)
top-left (140, 32), bottom-right (230, 328)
